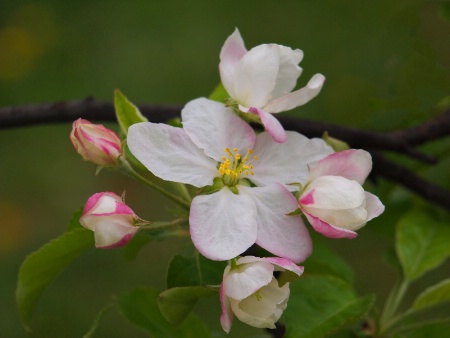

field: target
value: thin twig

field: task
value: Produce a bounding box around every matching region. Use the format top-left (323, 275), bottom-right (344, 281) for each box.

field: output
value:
top-left (1, 98), bottom-right (450, 211)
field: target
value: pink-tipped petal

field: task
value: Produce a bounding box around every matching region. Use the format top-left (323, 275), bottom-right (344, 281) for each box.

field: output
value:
top-left (112, 201), bottom-right (136, 216)
top-left (240, 184), bottom-right (312, 264)
top-left (264, 73), bottom-right (326, 113)
top-left (182, 98), bottom-right (256, 161)
top-left (189, 188), bottom-right (258, 261)
top-left (309, 149), bottom-right (372, 184)
top-left (127, 122), bottom-right (217, 188)
top-left (270, 45), bottom-right (304, 100)
top-left (219, 28), bottom-right (247, 99)
top-left (303, 211), bottom-right (357, 239)
top-left (82, 192), bottom-right (120, 215)
top-left (251, 132), bottom-right (333, 188)
top-left (234, 44), bottom-right (280, 108)
top-left (248, 107), bottom-right (287, 143)
top-left (70, 119), bottom-right (122, 166)
top-left (220, 283), bottom-right (234, 333)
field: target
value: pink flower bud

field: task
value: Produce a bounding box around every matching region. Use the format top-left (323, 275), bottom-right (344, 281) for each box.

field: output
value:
top-left (80, 192), bottom-right (139, 248)
top-left (70, 118), bottom-right (122, 166)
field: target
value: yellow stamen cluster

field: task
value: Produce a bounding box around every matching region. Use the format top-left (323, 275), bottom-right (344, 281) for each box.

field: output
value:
top-left (219, 147), bottom-right (258, 186)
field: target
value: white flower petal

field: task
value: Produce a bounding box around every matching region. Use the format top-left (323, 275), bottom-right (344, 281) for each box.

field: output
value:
top-left (234, 44), bottom-right (280, 108)
top-left (270, 46), bottom-right (304, 100)
top-left (94, 219), bottom-right (138, 248)
top-left (301, 176), bottom-right (365, 210)
top-left (182, 98), bottom-right (255, 161)
top-left (230, 278), bottom-right (289, 329)
top-left (189, 187), bottom-right (258, 260)
top-left (219, 28), bottom-right (247, 99)
top-left (361, 192), bottom-right (385, 224)
top-left (248, 107), bottom-right (287, 143)
top-left (309, 149), bottom-right (372, 184)
top-left (240, 184), bottom-right (312, 263)
top-left (223, 261), bottom-right (274, 300)
top-left (264, 73), bottom-right (326, 113)
top-left (251, 132), bottom-right (333, 188)
top-left (127, 122), bottom-right (217, 188)
top-left (304, 204), bottom-right (368, 229)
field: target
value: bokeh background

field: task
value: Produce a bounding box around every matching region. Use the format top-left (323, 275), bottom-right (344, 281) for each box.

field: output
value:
top-left (1, 0), bottom-right (450, 337)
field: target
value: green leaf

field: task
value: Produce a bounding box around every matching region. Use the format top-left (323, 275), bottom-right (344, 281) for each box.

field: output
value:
top-left (209, 82), bottom-right (229, 103)
top-left (399, 322), bottom-right (450, 338)
top-left (118, 287), bottom-right (210, 338)
top-left (302, 235), bottom-right (354, 283)
top-left (167, 253), bottom-right (226, 288)
top-left (158, 286), bottom-right (216, 324)
top-left (114, 89), bottom-right (147, 136)
top-left (322, 131), bottom-right (350, 152)
top-left (412, 278), bottom-right (450, 313)
top-left (16, 228), bottom-right (94, 331)
top-left (122, 233), bottom-right (154, 261)
top-left (283, 275), bottom-right (375, 338)
top-left (67, 206), bottom-right (84, 231)
top-left (440, 2), bottom-right (450, 22)
top-left (82, 303), bottom-right (114, 338)
top-left (396, 210), bottom-right (450, 282)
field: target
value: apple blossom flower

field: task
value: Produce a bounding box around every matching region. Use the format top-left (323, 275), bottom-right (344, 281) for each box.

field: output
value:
top-left (220, 256), bottom-right (304, 332)
top-left (219, 28), bottom-right (325, 143)
top-left (298, 149), bottom-right (385, 238)
top-left (127, 97), bottom-right (333, 262)
top-left (70, 118), bottom-right (122, 166)
top-left (80, 192), bottom-right (139, 248)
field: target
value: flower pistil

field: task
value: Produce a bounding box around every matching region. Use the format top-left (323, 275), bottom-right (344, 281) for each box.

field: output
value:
top-left (219, 147), bottom-right (258, 186)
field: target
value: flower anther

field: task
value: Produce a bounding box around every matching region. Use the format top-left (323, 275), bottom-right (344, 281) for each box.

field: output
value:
top-left (219, 148), bottom-right (257, 186)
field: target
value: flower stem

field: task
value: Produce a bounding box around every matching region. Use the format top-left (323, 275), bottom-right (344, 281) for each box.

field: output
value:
top-left (173, 182), bottom-right (192, 202)
top-left (120, 160), bottom-right (191, 210)
top-left (138, 218), bottom-right (188, 231)
top-left (379, 279), bottom-right (409, 334)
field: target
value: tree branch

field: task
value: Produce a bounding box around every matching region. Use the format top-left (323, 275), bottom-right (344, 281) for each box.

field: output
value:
top-left (1, 98), bottom-right (450, 211)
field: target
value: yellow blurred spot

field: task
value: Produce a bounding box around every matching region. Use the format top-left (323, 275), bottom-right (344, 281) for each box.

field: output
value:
top-left (0, 4), bottom-right (57, 80)
top-left (0, 201), bottom-right (26, 254)
top-left (0, 27), bottom-right (35, 80)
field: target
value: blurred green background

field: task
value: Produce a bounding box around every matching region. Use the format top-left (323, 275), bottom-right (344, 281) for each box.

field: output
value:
top-left (1, 0), bottom-right (450, 337)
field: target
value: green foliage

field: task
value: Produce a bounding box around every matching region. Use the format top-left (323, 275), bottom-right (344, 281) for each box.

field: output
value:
top-left (283, 275), bottom-right (374, 338)
top-left (16, 227), bottom-right (94, 331)
top-left (412, 278), bottom-right (450, 313)
top-left (158, 286), bottom-right (216, 324)
top-left (302, 235), bottom-right (354, 283)
top-left (396, 323), bottom-right (450, 338)
top-left (209, 82), bottom-right (229, 103)
top-left (396, 210), bottom-right (450, 282)
top-left (322, 132), bottom-right (350, 152)
top-left (160, 253), bottom-right (224, 325)
top-left (167, 253), bottom-right (226, 288)
top-left (118, 287), bottom-right (211, 338)
top-left (67, 206), bottom-right (84, 231)
top-left (82, 303), bottom-right (114, 338)
top-left (122, 233), bottom-right (154, 261)
top-left (440, 2), bottom-right (450, 22)
top-left (114, 89), bottom-right (148, 136)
